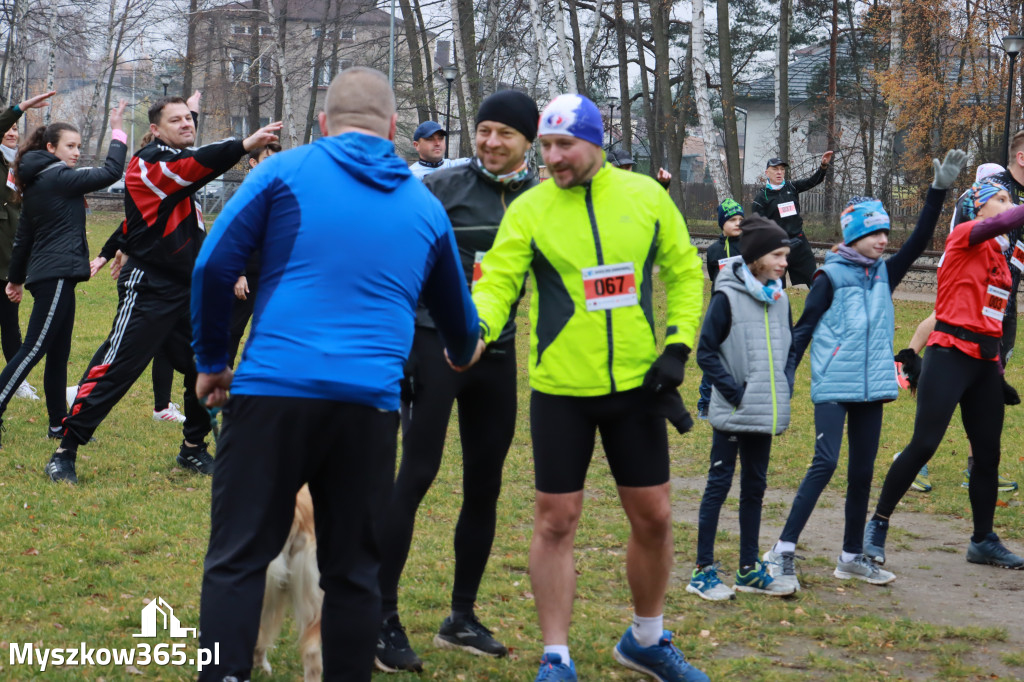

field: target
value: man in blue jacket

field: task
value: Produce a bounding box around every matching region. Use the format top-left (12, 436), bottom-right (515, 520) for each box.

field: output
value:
top-left (190, 66), bottom-right (480, 682)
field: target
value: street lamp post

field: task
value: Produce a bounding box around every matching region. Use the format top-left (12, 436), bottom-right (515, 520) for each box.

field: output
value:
top-left (160, 73), bottom-right (172, 97)
top-left (1001, 34), bottom-right (1024, 166)
top-left (607, 97), bottom-right (619, 149)
top-left (442, 65), bottom-right (457, 159)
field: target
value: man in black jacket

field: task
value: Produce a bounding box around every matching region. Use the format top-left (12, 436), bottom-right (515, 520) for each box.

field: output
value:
top-left (374, 89), bottom-right (539, 673)
top-left (751, 151), bottom-right (833, 286)
top-left (49, 96), bottom-right (281, 483)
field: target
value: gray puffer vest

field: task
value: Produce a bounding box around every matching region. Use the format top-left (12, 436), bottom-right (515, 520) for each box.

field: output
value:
top-left (708, 262), bottom-right (792, 435)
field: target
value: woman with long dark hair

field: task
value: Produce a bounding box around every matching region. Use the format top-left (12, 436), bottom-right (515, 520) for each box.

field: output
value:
top-left (0, 101), bottom-right (127, 451)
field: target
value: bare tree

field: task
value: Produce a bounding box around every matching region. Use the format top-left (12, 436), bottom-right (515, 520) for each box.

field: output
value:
top-left (690, 0), bottom-right (730, 201)
top-left (717, 0), bottom-right (741, 196)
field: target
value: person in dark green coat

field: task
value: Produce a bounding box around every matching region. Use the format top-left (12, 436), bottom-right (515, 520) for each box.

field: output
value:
top-left (0, 89), bottom-right (55, 400)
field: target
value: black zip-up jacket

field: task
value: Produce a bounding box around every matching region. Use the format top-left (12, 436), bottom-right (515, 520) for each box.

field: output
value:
top-left (9, 140), bottom-right (126, 286)
top-left (123, 137), bottom-right (246, 284)
top-left (750, 165), bottom-right (827, 238)
top-left (705, 235), bottom-right (741, 287)
top-left (0, 105), bottom-right (24, 281)
top-left (418, 159), bottom-right (538, 344)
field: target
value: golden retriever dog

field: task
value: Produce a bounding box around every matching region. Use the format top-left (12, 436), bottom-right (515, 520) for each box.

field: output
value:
top-left (253, 485), bottom-right (324, 681)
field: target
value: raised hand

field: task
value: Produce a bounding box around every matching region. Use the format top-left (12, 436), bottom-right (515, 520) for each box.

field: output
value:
top-left (821, 150), bottom-right (834, 166)
top-left (109, 99), bottom-right (127, 131)
top-left (186, 90), bottom-right (202, 113)
top-left (18, 90), bottom-right (56, 111)
top-left (243, 121), bottom-right (283, 152)
top-left (931, 149), bottom-right (968, 190)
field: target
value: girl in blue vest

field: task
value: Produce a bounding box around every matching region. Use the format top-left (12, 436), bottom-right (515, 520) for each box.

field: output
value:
top-left (762, 150), bottom-right (968, 591)
top-left (688, 216), bottom-right (795, 601)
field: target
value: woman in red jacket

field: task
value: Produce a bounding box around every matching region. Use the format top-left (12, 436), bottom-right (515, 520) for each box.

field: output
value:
top-left (864, 177), bottom-right (1024, 570)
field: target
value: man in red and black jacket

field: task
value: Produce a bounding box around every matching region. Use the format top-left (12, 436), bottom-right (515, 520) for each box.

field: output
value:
top-left (48, 95), bottom-right (281, 484)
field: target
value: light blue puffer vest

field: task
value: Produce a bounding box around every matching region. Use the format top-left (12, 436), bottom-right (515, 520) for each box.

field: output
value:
top-left (809, 252), bottom-right (898, 403)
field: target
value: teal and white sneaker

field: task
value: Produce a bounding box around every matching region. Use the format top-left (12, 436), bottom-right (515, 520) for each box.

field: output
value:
top-left (966, 533), bottom-right (1024, 569)
top-left (834, 554), bottom-right (896, 584)
top-left (613, 628), bottom-right (710, 682)
top-left (893, 451), bottom-right (931, 492)
top-left (762, 548), bottom-right (801, 593)
top-left (685, 564), bottom-right (734, 601)
top-left (734, 560), bottom-right (795, 596)
top-left (535, 653), bottom-right (577, 681)
top-left (961, 469), bottom-right (1018, 492)
top-left (863, 518), bottom-right (889, 565)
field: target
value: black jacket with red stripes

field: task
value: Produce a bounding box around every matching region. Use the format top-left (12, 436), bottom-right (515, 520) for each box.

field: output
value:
top-left (123, 137), bottom-right (246, 283)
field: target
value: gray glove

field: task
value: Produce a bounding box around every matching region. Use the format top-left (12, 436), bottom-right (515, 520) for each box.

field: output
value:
top-left (931, 149), bottom-right (968, 190)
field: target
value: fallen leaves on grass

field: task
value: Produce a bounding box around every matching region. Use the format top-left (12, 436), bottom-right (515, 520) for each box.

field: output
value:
top-left (22, 548), bottom-right (38, 555)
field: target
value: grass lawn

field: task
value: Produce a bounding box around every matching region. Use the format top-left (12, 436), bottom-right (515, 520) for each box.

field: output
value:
top-left (0, 211), bottom-right (1021, 680)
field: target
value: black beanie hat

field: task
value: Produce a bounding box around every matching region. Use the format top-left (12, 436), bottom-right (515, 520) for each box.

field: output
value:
top-left (476, 89), bottom-right (540, 142)
top-left (739, 215), bottom-right (790, 264)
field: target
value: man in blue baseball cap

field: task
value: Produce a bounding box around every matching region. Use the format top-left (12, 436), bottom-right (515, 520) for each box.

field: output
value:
top-left (410, 121), bottom-right (470, 179)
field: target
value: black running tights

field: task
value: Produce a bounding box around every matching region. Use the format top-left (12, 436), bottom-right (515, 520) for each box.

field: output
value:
top-left (875, 345), bottom-right (1003, 541)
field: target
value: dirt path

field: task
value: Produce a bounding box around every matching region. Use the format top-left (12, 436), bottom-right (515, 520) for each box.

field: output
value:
top-left (670, 476), bottom-right (1024, 678)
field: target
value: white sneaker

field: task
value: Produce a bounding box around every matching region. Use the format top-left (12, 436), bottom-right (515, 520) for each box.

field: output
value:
top-left (153, 402), bottom-right (186, 423)
top-left (15, 381), bottom-right (40, 400)
top-left (763, 548), bottom-right (801, 592)
top-left (834, 554), bottom-right (896, 585)
top-left (66, 385), bottom-right (79, 408)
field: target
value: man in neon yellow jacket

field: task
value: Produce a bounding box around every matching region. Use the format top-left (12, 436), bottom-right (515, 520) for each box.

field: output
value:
top-left (454, 94), bottom-right (708, 682)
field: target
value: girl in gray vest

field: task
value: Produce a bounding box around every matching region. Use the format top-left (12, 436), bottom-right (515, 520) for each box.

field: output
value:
top-left (763, 150), bottom-right (967, 592)
top-left (687, 216), bottom-right (795, 601)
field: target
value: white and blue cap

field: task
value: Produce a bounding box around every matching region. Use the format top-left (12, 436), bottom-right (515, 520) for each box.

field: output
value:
top-left (537, 94), bottom-right (604, 148)
top-left (840, 196), bottom-right (890, 244)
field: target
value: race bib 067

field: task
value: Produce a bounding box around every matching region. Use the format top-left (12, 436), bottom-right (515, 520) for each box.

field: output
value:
top-left (582, 262), bottom-right (638, 311)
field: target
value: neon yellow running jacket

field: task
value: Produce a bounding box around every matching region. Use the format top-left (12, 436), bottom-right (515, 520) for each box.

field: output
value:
top-left (472, 163), bottom-right (704, 396)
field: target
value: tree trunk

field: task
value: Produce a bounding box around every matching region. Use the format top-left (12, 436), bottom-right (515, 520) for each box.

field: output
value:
top-left (95, 8), bottom-right (130, 158)
top-left (583, 0), bottom-right (605, 92)
top-left (183, 0), bottom-right (199, 96)
top-left (479, 0), bottom-right (502, 96)
top-left (566, 0), bottom-right (587, 94)
top-left (528, 0), bottom-right (559, 98)
top-left (449, 0), bottom-right (475, 151)
top-left (633, 0), bottom-right (656, 165)
top-left (690, 0), bottom-right (731, 201)
top-left (552, 0), bottom-right (577, 93)
top-left (825, 0), bottom-right (838, 216)
top-left (247, 0), bottom-right (262, 132)
top-left (650, 0), bottom-right (679, 196)
top-left (778, 0), bottom-right (790, 162)
top-left (266, 0), bottom-right (297, 147)
top-left (81, 0), bottom-right (121, 153)
top-left (613, 0), bottom-right (629, 151)
top-left (303, 0), bottom-right (333, 143)
top-left (716, 0), bottom-right (741, 196)
top-left (452, 0), bottom-right (480, 117)
top-left (397, 0), bottom-right (428, 121)
top-left (412, 0), bottom-right (436, 116)
top-left (44, 9), bottom-right (58, 125)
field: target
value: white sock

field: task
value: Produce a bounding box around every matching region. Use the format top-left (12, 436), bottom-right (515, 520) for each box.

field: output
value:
top-left (774, 540), bottom-right (796, 554)
top-left (631, 614), bottom-right (663, 648)
top-left (543, 645), bottom-right (570, 664)
top-left (840, 551), bottom-right (859, 563)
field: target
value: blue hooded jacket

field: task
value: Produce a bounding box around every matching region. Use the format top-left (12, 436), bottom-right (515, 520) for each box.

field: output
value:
top-left (191, 132), bottom-right (479, 411)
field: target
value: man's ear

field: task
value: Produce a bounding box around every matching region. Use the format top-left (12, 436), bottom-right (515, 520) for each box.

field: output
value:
top-left (318, 111), bottom-right (329, 137)
top-left (388, 113), bottom-right (397, 142)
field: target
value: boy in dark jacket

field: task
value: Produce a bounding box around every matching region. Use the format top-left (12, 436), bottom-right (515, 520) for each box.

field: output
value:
top-left (697, 198), bottom-right (744, 418)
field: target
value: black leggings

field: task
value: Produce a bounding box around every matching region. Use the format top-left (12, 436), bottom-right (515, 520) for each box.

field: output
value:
top-left (875, 346), bottom-right (1003, 541)
top-left (378, 329), bottom-right (517, 617)
top-left (0, 278), bottom-right (75, 428)
top-left (151, 351), bottom-right (173, 410)
top-left (0, 279), bottom-right (22, 361)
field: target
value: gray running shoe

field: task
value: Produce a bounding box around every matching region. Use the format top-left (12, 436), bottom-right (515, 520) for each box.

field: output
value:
top-left (834, 554), bottom-right (896, 585)
top-left (967, 534), bottom-right (1024, 569)
top-left (763, 548), bottom-right (801, 593)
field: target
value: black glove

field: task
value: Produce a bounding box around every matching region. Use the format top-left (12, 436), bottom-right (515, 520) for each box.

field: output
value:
top-left (642, 343), bottom-right (690, 393)
top-left (653, 388), bottom-right (694, 434)
top-left (399, 352), bottom-right (419, 404)
top-left (1003, 377), bottom-right (1021, 406)
top-left (894, 348), bottom-right (922, 394)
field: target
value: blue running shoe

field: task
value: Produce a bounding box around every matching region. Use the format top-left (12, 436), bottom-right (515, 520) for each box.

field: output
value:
top-left (535, 653), bottom-right (577, 681)
top-left (863, 518), bottom-right (889, 565)
top-left (613, 628), bottom-right (709, 682)
top-left (967, 533), bottom-right (1024, 569)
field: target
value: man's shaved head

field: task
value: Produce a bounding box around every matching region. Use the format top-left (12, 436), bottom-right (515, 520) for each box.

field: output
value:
top-left (324, 67), bottom-right (396, 138)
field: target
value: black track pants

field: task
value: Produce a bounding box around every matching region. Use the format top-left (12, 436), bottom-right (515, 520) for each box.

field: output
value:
top-left (61, 262), bottom-right (210, 449)
top-left (875, 346), bottom-right (1003, 540)
top-left (151, 350), bottom-right (173, 410)
top-left (198, 395), bottom-right (398, 682)
top-left (0, 278), bottom-right (75, 428)
top-left (378, 329), bottom-right (517, 617)
top-left (0, 278), bottom-right (23, 361)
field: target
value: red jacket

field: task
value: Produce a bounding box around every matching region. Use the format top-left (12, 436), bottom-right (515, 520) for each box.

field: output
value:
top-left (930, 218), bottom-right (1012, 360)
top-left (123, 137), bottom-right (246, 283)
